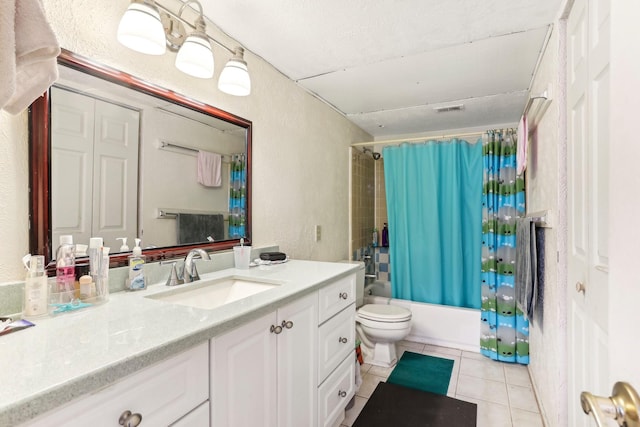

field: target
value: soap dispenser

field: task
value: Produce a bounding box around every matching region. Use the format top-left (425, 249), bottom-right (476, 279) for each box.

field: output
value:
top-left (117, 237), bottom-right (129, 252)
top-left (127, 238), bottom-right (146, 291)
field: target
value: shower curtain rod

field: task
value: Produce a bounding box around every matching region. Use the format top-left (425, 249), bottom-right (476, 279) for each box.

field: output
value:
top-left (351, 131), bottom-right (484, 147)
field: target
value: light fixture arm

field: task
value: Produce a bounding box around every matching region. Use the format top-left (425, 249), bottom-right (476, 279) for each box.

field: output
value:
top-left (155, 0), bottom-right (235, 55)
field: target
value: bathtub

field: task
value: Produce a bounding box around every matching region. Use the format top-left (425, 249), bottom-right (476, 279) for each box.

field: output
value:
top-left (364, 281), bottom-right (481, 353)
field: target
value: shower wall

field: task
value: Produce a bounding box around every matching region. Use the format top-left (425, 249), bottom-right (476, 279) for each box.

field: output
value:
top-left (350, 149), bottom-right (390, 280)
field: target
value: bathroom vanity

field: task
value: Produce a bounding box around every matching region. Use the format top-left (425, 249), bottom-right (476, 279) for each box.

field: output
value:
top-left (1, 260), bottom-right (358, 427)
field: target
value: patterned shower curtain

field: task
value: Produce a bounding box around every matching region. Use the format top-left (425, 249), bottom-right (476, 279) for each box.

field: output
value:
top-left (480, 130), bottom-right (529, 364)
top-left (228, 153), bottom-right (247, 239)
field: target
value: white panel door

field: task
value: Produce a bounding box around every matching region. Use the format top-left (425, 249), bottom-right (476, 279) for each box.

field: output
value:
top-left (92, 100), bottom-right (139, 248)
top-left (51, 87), bottom-right (95, 248)
top-left (277, 293), bottom-right (318, 427)
top-left (567, 0), bottom-right (611, 425)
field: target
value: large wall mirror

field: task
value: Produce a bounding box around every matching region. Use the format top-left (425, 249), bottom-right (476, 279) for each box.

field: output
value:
top-left (29, 49), bottom-right (252, 270)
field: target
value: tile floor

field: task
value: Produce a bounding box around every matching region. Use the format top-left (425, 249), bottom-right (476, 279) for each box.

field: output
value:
top-left (341, 340), bottom-right (544, 427)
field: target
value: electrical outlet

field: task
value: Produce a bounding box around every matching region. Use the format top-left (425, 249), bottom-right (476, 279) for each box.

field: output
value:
top-left (315, 225), bottom-right (321, 242)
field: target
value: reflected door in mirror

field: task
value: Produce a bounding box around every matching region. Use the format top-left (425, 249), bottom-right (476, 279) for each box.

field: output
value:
top-left (51, 87), bottom-right (140, 248)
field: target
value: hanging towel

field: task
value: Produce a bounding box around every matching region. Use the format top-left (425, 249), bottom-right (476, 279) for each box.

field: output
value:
top-left (516, 114), bottom-right (528, 175)
top-left (515, 217), bottom-right (537, 322)
top-left (197, 150), bottom-right (222, 187)
top-left (2, 0), bottom-right (60, 115)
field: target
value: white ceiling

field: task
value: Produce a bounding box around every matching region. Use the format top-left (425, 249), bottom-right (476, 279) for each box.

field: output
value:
top-left (199, 0), bottom-right (563, 138)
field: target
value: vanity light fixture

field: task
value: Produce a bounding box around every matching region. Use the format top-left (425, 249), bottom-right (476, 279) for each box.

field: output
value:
top-left (117, 0), bottom-right (251, 94)
top-left (117, 0), bottom-right (167, 55)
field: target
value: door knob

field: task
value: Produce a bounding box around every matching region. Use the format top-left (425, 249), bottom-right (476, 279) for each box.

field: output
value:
top-left (576, 281), bottom-right (586, 294)
top-left (580, 382), bottom-right (640, 427)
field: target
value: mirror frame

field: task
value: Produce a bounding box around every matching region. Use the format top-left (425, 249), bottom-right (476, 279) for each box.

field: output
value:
top-left (29, 49), bottom-right (252, 271)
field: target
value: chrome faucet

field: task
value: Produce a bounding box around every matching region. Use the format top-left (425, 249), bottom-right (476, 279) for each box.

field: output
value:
top-left (183, 249), bottom-right (211, 283)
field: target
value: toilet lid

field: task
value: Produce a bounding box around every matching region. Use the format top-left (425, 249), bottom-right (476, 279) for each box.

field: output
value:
top-left (358, 304), bottom-right (411, 322)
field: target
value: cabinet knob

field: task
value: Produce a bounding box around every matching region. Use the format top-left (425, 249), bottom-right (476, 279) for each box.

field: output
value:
top-left (119, 410), bottom-right (142, 427)
top-left (270, 324), bottom-right (283, 334)
top-left (282, 320), bottom-right (294, 329)
top-left (339, 337), bottom-right (348, 344)
top-left (576, 281), bottom-right (586, 294)
top-left (338, 390), bottom-right (347, 398)
top-left (339, 292), bottom-right (348, 300)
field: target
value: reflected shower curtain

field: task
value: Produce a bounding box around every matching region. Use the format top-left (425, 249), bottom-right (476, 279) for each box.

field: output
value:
top-left (382, 140), bottom-right (482, 308)
top-left (228, 153), bottom-right (247, 238)
top-left (480, 130), bottom-right (529, 364)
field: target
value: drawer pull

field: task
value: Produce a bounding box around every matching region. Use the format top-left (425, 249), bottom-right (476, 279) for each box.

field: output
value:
top-left (270, 324), bottom-right (283, 334)
top-left (339, 292), bottom-right (348, 300)
top-left (338, 390), bottom-right (347, 398)
top-left (119, 410), bottom-right (142, 427)
top-left (339, 337), bottom-right (348, 344)
top-left (282, 320), bottom-right (294, 329)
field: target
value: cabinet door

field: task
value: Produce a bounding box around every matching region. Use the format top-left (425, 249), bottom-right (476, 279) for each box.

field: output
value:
top-left (277, 293), bottom-right (319, 427)
top-left (211, 312), bottom-right (277, 427)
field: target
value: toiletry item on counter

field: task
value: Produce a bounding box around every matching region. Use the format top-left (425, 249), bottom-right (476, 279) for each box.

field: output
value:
top-left (88, 237), bottom-right (109, 303)
top-left (79, 275), bottom-right (95, 300)
top-left (56, 235), bottom-right (76, 303)
top-left (127, 238), bottom-right (146, 290)
top-left (259, 252), bottom-right (287, 261)
top-left (0, 318), bottom-right (35, 337)
top-left (372, 228), bottom-right (378, 247)
top-left (117, 237), bottom-right (129, 252)
top-left (381, 223), bottom-right (389, 247)
top-left (22, 254), bottom-right (48, 318)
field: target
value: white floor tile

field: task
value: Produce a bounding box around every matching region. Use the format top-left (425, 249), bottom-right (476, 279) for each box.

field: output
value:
top-left (462, 350), bottom-right (487, 361)
top-left (446, 355), bottom-right (461, 396)
top-left (360, 363), bottom-right (372, 374)
top-left (511, 408), bottom-right (544, 427)
top-left (342, 395), bottom-right (367, 427)
top-left (504, 363), bottom-right (532, 387)
top-left (459, 356), bottom-right (506, 382)
top-left (368, 364), bottom-right (394, 379)
top-left (356, 373), bottom-right (384, 399)
top-left (422, 343), bottom-right (463, 357)
top-left (507, 384), bottom-right (540, 413)
top-left (456, 374), bottom-right (509, 405)
top-left (456, 395), bottom-right (512, 427)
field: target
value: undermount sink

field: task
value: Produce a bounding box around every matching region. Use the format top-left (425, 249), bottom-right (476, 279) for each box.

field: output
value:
top-left (147, 276), bottom-right (283, 310)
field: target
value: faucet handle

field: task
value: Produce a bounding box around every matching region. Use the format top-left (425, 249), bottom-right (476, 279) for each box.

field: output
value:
top-left (189, 262), bottom-right (200, 282)
top-left (161, 261), bottom-right (183, 286)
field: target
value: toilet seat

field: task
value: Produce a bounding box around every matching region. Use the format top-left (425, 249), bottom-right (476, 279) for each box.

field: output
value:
top-left (357, 304), bottom-right (412, 323)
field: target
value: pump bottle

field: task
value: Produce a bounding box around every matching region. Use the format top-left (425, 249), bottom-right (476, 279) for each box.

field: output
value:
top-left (127, 238), bottom-right (146, 290)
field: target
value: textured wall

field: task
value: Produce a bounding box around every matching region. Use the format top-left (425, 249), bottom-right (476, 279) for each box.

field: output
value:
top-left (525, 22), bottom-right (568, 426)
top-left (0, 0), bottom-right (371, 283)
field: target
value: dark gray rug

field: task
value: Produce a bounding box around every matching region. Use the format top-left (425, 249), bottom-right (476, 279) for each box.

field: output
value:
top-left (352, 382), bottom-right (477, 427)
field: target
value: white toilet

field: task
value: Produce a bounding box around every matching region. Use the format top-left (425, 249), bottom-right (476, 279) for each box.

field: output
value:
top-left (352, 262), bottom-right (412, 368)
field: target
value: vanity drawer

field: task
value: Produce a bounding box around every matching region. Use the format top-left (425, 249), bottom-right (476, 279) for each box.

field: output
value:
top-left (318, 304), bottom-right (355, 382)
top-left (317, 353), bottom-right (356, 427)
top-left (318, 273), bottom-right (355, 323)
top-left (22, 342), bottom-right (209, 427)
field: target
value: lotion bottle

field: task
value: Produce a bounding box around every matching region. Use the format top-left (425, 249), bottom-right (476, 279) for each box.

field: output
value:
top-left (23, 255), bottom-right (48, 318)
top-left (127, 239), bottom-right (146, 290)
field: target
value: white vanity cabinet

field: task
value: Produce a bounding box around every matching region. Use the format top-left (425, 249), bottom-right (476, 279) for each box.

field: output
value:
top-left (211, 292), bottom-right (319, 427)
top-left (316, 273), bottom-right (357, 427)
top-left (20, 342), bottom-right (209, 427)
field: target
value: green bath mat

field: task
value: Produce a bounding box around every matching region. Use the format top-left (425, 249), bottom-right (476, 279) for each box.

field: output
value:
top-left (387, 351), bottom-right (454, 395)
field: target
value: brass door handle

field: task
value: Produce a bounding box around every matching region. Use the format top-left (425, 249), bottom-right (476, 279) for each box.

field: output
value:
top-left (581, 382), bottom-right (640, 426)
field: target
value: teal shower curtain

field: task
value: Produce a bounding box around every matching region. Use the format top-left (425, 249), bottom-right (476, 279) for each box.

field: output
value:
top-left (480, 130), bottom-right (529, 364)
top-left (382, 140), bottom-right (482, 308)
top-left (228, 153), bottom-right (247, 238)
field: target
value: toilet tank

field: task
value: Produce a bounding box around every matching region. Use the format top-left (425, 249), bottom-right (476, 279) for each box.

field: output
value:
top-left (340, 260), bottom-right (365, 307)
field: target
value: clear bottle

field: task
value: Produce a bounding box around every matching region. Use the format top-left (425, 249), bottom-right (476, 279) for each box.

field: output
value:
top-left (127, 238), bottom-right (146, 291)
top-left (372, 228), bottom-right (378, 247)
top-left (56, 235), bottom-right (76, 303)
top-left (23, 255), bottom-right (48, 318)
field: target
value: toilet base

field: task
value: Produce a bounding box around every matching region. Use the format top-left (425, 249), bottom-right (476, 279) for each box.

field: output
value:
top-left (362, 341), bottom-right (399, 368)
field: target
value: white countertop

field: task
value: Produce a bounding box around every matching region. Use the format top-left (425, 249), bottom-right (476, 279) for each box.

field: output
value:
top-left (0, 259), bottom-right (359, 426)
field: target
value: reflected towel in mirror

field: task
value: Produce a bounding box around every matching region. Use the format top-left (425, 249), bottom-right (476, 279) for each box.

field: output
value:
top-left (197, 150), bottom-right (222, 187)
top-left (177, 213), bottom-right (225, 244)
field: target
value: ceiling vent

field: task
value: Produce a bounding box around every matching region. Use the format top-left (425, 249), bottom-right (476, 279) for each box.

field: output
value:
top-left (433, 104), bottom-right (465, 113)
